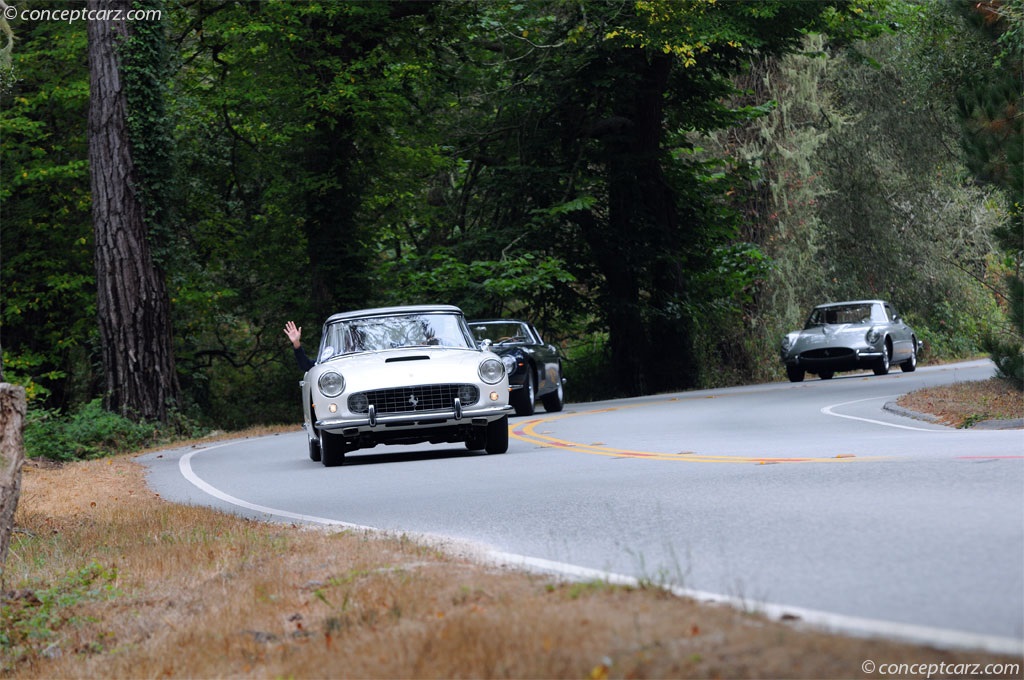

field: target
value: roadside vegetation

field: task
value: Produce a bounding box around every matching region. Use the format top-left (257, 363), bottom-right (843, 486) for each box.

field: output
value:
top-left (897, 376), bottom-right (1024, 428)
top-left (3, 441), bottom-right (1021, 678)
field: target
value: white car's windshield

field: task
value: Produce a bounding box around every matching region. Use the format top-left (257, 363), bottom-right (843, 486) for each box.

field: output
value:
top-left (321, 313), bottom-right (475, 358)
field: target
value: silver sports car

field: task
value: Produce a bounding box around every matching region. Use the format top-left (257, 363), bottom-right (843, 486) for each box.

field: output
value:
top-left (780, 300), bottom-right (921, 382)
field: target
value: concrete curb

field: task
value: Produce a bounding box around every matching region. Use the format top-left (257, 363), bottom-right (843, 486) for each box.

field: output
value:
top-left (883, 401), bottom-right (1024, 430)
top-left (882, 401), bottom-right (941, 424)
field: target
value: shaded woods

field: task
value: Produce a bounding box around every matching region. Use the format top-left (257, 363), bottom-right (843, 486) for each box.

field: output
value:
top-left (2, 0), bottom-right (1020, 435)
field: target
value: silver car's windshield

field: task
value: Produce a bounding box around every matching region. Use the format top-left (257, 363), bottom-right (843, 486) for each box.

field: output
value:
top-left (321, 313), bottom-right (476, 358)
top-left (806, 303), bottom-right (884, 327)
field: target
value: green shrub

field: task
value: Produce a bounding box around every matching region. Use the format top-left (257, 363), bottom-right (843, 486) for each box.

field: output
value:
top-left (23, 399), bottom-right (161, 461)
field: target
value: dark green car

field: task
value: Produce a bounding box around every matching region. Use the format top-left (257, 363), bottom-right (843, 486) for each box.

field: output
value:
top-left (469, 319), bottom-right (566, 416)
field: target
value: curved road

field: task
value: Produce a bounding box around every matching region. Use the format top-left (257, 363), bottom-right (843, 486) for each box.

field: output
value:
top-left (140, 360), bottom-right (1024, 654)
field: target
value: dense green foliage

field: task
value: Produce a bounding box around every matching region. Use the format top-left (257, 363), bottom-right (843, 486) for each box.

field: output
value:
top-left (22, 398), bottom-right (199, 461)
top-left (2, 0), bottom-right (1018, 452)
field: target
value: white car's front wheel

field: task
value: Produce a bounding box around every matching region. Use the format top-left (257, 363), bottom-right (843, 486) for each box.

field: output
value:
top-left (320, 431), bottom-right (348, 467)
top-left (485, 415), bottom-right (509, 454)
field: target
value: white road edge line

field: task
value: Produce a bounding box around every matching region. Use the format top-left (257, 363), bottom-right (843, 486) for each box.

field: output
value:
top-left (175, 438), bottom-right (1023, 657)
top-left (821, 395), bottom-right (945, 431)
top-left (178, 445), bottom-right (376, 531)
top-left (485, 551), bottom-right (1024, 657)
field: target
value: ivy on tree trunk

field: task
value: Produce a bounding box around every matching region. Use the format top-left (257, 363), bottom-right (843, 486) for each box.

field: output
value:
top-left (87, 0), bottom-right (178, 422)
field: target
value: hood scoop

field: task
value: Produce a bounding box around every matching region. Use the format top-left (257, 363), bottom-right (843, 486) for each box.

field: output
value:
top-left (385, 355), bottom-right (430, 363)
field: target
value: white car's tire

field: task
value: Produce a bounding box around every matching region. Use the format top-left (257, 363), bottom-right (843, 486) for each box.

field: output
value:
top-left (320, 431), bottom-right (348, 467)
top-left (485, 415), bottom-right (509, 454)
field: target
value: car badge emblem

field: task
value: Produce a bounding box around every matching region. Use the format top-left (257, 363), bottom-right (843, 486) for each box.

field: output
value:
top-left (408, 394), bottom-right (419, 407)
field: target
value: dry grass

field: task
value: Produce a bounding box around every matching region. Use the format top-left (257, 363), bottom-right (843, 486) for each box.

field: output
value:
top-left (3, 444), bottom-right (1021, 678)
top-left (897, 377), bottom-right (1024, 428)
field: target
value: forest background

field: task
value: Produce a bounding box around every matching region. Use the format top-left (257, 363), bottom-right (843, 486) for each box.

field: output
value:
top-left (1, 0), bottom-right (1021, 457)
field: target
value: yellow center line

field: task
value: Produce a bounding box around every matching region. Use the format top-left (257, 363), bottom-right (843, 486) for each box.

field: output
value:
top-left (510, 403), bottom-right (872, 464)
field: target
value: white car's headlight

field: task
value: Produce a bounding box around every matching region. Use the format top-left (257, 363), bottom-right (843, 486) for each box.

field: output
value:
top-left (865, 328), bottom-right (882, 344)
top-left (318, 371), bottom-right (345, 397)
top-left (478, 358), bottom-right (505, 384)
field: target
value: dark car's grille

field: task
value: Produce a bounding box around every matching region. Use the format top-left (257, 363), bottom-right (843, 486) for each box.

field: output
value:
top-left (348, 384), bottom-right (480, 414)
top-left (801, 348), bottom-right (856, 360)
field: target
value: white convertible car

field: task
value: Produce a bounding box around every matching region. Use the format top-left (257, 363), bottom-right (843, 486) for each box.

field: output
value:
top-left (780, 299), bottom-right (921, 382)
top-left (302, 305), bottom-right (513, 466)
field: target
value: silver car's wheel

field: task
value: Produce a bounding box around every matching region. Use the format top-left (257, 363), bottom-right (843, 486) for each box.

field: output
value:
top-left (901, 340), bottom-right (917, 373)
top-left (873, 341), bottom-right (891, 376)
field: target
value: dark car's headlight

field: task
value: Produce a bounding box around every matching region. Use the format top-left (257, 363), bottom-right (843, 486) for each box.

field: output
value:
top-left (478, 358), bottom-right (505, 384)
top-left (781, 335), bottom-right (794, 352)
top-left (318, 371), bottom-right (345, 397)
top-left (501, 354), bottom-right (518, 375)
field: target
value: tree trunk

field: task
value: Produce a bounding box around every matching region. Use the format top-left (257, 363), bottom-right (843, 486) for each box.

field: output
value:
top-left (87, 0), bottom-right (178, 422)
top-left (581, 50), bottom-right (694, 396)
top-left (0, 384), bottom-right (26, 584)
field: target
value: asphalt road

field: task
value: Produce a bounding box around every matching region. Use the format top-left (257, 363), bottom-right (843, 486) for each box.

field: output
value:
top-left (139, 360), bottom-right (1024, 654)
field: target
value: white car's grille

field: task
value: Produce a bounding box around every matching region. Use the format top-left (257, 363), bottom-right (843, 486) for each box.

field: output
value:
top-left (348, 384), bottom-right (480, 414)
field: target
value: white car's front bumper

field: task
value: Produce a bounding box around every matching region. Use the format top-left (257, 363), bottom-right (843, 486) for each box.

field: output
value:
top-left (315, 403), bottom-right (512, 436)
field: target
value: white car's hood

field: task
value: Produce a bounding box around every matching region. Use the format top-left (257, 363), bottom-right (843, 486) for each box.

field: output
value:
top-left (310, 347), bottom-right (495, 392)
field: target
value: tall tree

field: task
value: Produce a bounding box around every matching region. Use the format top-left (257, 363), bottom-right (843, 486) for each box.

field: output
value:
top-left (962, 0), bottom-right (1023, 385)
top-left (1, 13), bottom-right (96, 409)
top-left (87, 0), bottom-right (179, 421)
top-left (435, 1), bottom-right (881, 396)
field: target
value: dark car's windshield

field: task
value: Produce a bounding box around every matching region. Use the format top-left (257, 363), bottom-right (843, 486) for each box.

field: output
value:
top-left (469, 322), bottom-right (534, 344)
top-left (806, 303), bottom-right (885, 327)
top-left (319, 313), bottom-right (475, 360)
